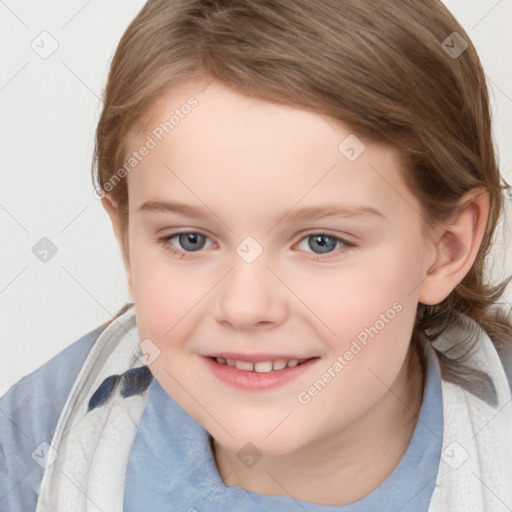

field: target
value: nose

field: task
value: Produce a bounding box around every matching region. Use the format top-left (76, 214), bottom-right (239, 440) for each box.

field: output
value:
top-left (213, 255), bottom-right (289, 332)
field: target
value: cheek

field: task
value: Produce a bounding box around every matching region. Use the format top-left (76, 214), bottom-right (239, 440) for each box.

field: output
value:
top-left (128, 246), bottom-right (205, 403)
top-left (297, 245), bottom-right (420, 344)
top-left (128, 240), bottom-right (203, 339)
top-left (293, 247), bottom-right (420, 405)
top-left (297, 297), bottom-right (416, 439)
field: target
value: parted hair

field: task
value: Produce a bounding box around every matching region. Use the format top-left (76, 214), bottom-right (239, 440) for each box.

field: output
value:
top-left (92, 0), bottom-right (511, 397)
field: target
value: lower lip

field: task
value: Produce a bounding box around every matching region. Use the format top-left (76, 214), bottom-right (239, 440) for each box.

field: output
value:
top-left (202, 356), bottom-right (320, 391)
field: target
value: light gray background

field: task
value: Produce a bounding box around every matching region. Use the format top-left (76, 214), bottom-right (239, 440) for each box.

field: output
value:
top-left (1, 0), bottom-right (511, 395)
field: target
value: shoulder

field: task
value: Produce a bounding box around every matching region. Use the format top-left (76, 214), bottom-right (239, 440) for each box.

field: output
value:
top-left (0, 325), bottom-right (103, 511)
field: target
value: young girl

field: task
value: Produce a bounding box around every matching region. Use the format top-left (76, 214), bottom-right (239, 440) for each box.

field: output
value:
top-left (1, 0), bottom-right (511, 510)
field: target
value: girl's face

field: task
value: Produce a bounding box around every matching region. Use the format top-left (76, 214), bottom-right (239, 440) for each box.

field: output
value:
top-left (114, 79), bottom-right (436, 456)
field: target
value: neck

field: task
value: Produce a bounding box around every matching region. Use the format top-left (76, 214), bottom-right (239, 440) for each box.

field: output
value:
top-left (212, 347), bottom-right (426, 506)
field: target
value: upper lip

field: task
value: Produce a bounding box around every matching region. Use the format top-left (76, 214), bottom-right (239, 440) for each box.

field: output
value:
top-left (203, 352), bottom-right (318, 363)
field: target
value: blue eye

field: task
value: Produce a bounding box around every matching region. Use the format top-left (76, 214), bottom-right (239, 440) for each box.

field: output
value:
top-left (176, 233), bottom-right (207, 251)
top-left (159, 232), bottom-right (214, 254)
top-left (158, 231), bottom-right (354, 260)
top-left (305, 234), bottom-right (337, 253)
top-left (297, 234), bottom-right (354, 259)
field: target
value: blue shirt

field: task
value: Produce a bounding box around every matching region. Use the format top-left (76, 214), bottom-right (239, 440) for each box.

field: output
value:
top-left (0, 325), bottom-right (444, 511)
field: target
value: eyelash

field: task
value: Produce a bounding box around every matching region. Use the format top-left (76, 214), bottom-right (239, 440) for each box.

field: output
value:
top-left (157, 231), bottom-right (356, 261)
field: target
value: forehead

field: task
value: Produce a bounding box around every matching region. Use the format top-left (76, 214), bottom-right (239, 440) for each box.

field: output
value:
top-left (124, 80), bottom-right (419, 223)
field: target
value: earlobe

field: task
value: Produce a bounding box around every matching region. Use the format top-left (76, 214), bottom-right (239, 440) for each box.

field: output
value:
top-left (418, 187), bottom-right (489, 305)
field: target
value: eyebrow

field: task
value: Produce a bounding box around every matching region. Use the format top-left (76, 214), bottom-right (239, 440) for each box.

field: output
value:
top-left (137, 200), bottom-right (386, 224)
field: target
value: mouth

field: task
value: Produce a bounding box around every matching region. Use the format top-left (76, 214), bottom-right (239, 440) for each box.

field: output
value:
top-left (203, 355), bottom-right (321, 391)
top-left (208, 356), bottom-right (316, 373)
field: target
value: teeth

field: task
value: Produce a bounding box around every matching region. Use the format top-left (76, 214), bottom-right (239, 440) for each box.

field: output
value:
top-left (215, 357), bottom-right (308, 372)
top-left (272, 359), bottom-right (287, 371)
top-left (235, 360), bottom-right (254, 371)
top-left (254, 361), bottom-right (273, 373)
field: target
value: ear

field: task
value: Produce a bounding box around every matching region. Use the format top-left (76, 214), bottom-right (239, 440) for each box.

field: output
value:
top-left (417, 187), bottom-right (490, 305)
top-left (101, 194), bottom-right (133, 298)
top-left (101, 194), bottom-right (121, 239)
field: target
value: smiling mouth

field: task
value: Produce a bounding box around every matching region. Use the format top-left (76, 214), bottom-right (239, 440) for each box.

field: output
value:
top-left (209, 356), bottom-right (318, 373)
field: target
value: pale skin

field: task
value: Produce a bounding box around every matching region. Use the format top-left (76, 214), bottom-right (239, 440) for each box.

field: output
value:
top-left (102, 78), bottom-right (489, 505)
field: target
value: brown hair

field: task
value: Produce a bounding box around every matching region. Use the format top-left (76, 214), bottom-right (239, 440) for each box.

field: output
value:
top-left (92, 0), bottom-right (511, 397)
